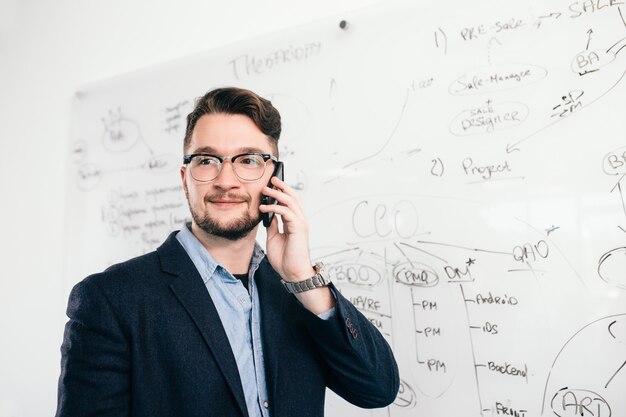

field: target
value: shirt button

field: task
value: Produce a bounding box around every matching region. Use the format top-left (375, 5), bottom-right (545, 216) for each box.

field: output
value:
top-left (263, 401), bottom-right (269, 409)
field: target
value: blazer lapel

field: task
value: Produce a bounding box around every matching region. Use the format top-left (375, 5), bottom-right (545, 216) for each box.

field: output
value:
top-left (157, 232), bottom-right (249, 417)
top-left (254, 258), bottom-right (285, 408)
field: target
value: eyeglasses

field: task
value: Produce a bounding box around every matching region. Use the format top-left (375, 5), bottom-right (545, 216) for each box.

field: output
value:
top-left (183, 152), bottom-right (278, 182)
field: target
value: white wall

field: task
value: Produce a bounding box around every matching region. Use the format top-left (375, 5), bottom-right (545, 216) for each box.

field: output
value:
top-left (0, 1), bottom-right (385, 415)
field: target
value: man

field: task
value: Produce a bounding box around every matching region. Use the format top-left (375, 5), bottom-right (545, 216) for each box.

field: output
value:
top-left (56, 87), bottom-right (399, 417)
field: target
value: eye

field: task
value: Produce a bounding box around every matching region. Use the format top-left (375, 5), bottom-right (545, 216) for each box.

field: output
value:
top-left (238, 154), bottom-right (262, 167)
top-left (196, 156), bottom-right (219, 166)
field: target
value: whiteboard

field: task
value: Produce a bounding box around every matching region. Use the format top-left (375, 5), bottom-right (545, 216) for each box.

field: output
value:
top-left (66, 0), bottom-right (626, 416)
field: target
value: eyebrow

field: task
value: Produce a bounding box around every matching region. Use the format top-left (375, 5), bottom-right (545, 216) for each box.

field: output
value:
top-left (190, 146), bottom-right (269, 155)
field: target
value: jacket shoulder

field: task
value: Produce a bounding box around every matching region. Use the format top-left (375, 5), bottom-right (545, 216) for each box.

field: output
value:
top-left (76, 231), bottom-right (184, 295)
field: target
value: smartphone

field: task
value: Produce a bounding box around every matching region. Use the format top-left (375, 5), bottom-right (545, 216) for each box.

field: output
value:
top-left (261, 161), bottom-right (284, 227)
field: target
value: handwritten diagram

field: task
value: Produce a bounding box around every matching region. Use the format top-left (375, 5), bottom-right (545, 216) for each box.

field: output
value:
top-left (310, 194), bottom-right (585, 417)
top-left (67, 1), bottom-right (626, 416)
top-left (542, 314), bottom-right (625, 417)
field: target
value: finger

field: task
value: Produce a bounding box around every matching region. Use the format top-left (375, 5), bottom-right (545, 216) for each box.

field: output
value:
top-left (262, 204), bottom-right (308, 234)
top-left (259, 202), bottom-right (299, 224)
top-left (268, 177), bottom-right (306, 211)
top-left (262, 187), bottom-right (305, 220)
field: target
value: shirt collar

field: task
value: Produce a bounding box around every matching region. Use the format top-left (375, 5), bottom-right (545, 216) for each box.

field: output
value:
top-left (176, 222), bottom-right (266, 282)
top-left (249, 241), bottom-right (266, 277)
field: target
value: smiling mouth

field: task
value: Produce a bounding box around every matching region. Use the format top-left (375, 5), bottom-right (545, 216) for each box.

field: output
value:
top-left (211, 200), bottom-right (244, 204)
top-left (206, 193), bottom-right (250, 209)
top-left (209, 200), bottom-right (246, 209)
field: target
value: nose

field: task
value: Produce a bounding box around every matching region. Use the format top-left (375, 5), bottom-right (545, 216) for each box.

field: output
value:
top-left (213, 160), bottom-right (241, 189)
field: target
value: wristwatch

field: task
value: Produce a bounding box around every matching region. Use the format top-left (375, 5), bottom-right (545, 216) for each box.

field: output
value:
top-left (281, 262), bottom-right (331, 294)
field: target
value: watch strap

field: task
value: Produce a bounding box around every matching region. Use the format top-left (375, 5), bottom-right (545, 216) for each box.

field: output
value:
top-left (281, 262), bottom-right (330, 294)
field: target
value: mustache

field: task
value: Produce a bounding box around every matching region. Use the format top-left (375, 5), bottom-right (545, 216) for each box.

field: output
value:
top-left (204, 192), bottom-right (251, 203)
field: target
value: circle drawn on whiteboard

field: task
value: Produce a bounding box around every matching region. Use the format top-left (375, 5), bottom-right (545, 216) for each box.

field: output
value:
top-left (602, 146), bottom-right (626, 176)
top-left (266, 93), bottom-right (310, 140)
top-left (448, 63), bottom-right (548, 96)
top-left (598, 247), bottom-right (626, 289)
top-left (76, 163), bottom-right (103, 191)
top-left (72, 140), bottom-right (87, 164)
top-left (101, 109), bottom-right (142, 153)
top-left (393, 379), bottom-right (417, 409)
top-left (570, 49), bottom-right (616, 75)
top-left (449, 101), bottom-right (529, 136)
top-left (393, 261), bottom-right (439, 288)
top-left (327, 260), bottom-right (383, 287)
top-left (550, 388), bottom-right (611, 417)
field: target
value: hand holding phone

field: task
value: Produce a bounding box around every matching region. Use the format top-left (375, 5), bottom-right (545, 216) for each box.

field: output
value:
top-left (260, 161), bottom-right (284, 227)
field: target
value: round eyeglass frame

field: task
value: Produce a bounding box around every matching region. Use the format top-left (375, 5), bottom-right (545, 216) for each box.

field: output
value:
top-left (182, 152), bottom-right (279, 182)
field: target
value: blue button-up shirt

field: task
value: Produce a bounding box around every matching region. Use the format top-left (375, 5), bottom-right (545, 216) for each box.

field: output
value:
top-left (176, 225), bottom-right (270, 417)
top-left (176, 224), bottom-right (335, 417)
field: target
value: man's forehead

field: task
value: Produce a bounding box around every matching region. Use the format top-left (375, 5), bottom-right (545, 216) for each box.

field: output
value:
top-left (189, 145), bottom-right (270, 154)
top-left (187, 113), bottom-right (278, 155)
top-left (186, 136), bottom-right (276, 155)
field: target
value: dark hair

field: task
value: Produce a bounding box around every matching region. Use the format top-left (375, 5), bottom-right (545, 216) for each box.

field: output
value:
top-left (184, 87), bottom-right (281, 155)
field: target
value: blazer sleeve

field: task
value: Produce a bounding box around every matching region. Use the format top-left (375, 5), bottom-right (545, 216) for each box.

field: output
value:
top-left (56, 277), bottom-right (130, 417)
top-left (294, 283), bottom-right (400, 409)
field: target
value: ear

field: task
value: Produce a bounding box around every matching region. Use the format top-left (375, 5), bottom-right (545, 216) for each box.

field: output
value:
top-left (180, 165), bottom-right (189, 194)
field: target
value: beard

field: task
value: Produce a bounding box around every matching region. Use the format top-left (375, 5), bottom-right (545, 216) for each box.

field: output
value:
top-left (187, 191), bottom-right (261, 241)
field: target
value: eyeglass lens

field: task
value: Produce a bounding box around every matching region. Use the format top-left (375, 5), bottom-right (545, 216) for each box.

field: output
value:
top-left (190, 154), bottom-right (267, 181)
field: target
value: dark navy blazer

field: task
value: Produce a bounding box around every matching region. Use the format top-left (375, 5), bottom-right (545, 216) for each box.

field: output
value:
top-left (56, 231), bottom-right (399, 417)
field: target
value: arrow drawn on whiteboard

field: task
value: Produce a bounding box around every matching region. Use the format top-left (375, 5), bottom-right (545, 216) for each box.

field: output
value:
top-left (506, 69), bottom-right (626, 153)
top-left (535, 12), bottom-right (562, 28)
top-left (546, 225), bottom-right (560, 236)
top-left (487, 37), bottom-right (502, 64)
top-left (605, 359), bottom-right (626, 388)
top-left (610, 174), bottom-right (626, 233)
top-left (329, 78), bottom-right (337, 99)
top-left (414, 240), bottom-right (511, 256)
top-left (342, 89), bottom-right (411, 169)
top-left (607, 36), bottom-right (626, 56)
top-left (316, 247), bottom-right (361, 260)
top-left (393, 242), bottom-right (416, 267)
top-left (399, 242), bottom-right (448, 263)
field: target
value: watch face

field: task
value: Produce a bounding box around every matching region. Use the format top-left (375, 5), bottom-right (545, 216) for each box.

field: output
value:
top-left (313, 262), bottom-right (329, 282)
